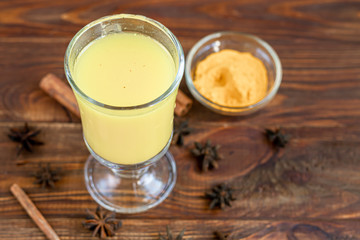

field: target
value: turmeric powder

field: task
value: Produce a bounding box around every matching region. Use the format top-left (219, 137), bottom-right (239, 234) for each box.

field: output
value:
top-left (194, 49), bottom-right (268, 107)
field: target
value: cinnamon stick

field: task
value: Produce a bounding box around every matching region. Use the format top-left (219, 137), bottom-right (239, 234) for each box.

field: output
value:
top-left (10, 184), bottom-right (60, 240)
top-left (40, 73), bottom-right (80, 118)
top-left (40, 73), bottom-right (192, 117)
top-left (175, 89), bottom-right (193, 116)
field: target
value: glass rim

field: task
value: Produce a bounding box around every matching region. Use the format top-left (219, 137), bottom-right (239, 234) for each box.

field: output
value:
top-left (64, 13), bottom-right (185, 110)
top-left (185, 31), bottom-right (282, 111)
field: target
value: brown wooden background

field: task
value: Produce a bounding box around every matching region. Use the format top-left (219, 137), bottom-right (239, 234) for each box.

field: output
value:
top-left (1, 0), bottom-right (360, 239)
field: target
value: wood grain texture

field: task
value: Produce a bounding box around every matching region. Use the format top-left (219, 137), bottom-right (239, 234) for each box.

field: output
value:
top-left (1, 122), bottom-right (360, 238)
top-left (0, 0), bottom-right (360, 239)
top-left (10, 184), bottom-right (60, 240)
top-left (0, 0), bottom-right (359, 124)
top-left (0, 219), bottom-right (359, 239)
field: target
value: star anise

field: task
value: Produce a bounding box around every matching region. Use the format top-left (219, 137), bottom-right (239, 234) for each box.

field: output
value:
top-left (83, 206), bottom-right (122, 239)
top-left (265, 128), bottom-right (289, 148)
top-left (214, 231), bottom-right (233, 240)
top-left (8, 123), bottom-right (43, 156)
top-left (33, 163), bottom-right (60, 189)
top-left (205, 184), bottom-right (236, 210)
top-left (159, 225), bottom-right (185, 240)
top-left (191, 140), bottom-right (221, 172)
top-left (172, 119), bottom-right (192, 146)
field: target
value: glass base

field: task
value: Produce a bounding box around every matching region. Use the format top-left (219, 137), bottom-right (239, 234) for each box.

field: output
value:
top-left (84, 152), bottom-right (176, 213)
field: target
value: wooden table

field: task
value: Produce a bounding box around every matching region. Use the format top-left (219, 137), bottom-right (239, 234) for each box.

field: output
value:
top-left (1, 0), bottom-right (360, 239)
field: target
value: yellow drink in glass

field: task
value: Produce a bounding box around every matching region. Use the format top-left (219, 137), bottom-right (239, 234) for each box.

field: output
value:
top-left (65, 14), bottom-right (184, 213)
top-left (73, 33), bottom-right (176, 164)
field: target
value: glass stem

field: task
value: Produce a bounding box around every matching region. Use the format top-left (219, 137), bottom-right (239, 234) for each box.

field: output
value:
top-left (111, 166), bottom-right (150, 179)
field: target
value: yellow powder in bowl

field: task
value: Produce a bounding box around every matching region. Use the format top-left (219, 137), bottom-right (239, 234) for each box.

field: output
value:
top-left (193, 49), bottom-right (268, 107)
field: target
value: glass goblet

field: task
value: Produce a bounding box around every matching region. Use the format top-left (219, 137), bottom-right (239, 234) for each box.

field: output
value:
top-left (64, 14), bottom-right (184, 213)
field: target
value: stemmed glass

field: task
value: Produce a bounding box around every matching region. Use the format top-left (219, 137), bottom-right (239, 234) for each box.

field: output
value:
top-left (64, 14), bottom-right (184, 213)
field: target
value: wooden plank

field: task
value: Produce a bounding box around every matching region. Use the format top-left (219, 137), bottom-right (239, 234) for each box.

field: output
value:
top-left (0, 219), bottom-right (358, 239)
top-left (1, 122), bottom-right (360, 220)
top-left (0, 38), bottom-right (359, 125)
top-left (0, 0), bottom-right (359, 42)
top-left (0, 39), bottom-right (77, 123)
top-left (0, 1), bottom-right (359, 124)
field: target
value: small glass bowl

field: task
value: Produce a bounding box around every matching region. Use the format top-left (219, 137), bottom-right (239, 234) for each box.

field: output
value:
top-left (185, 31), bottom-right (282, 116)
